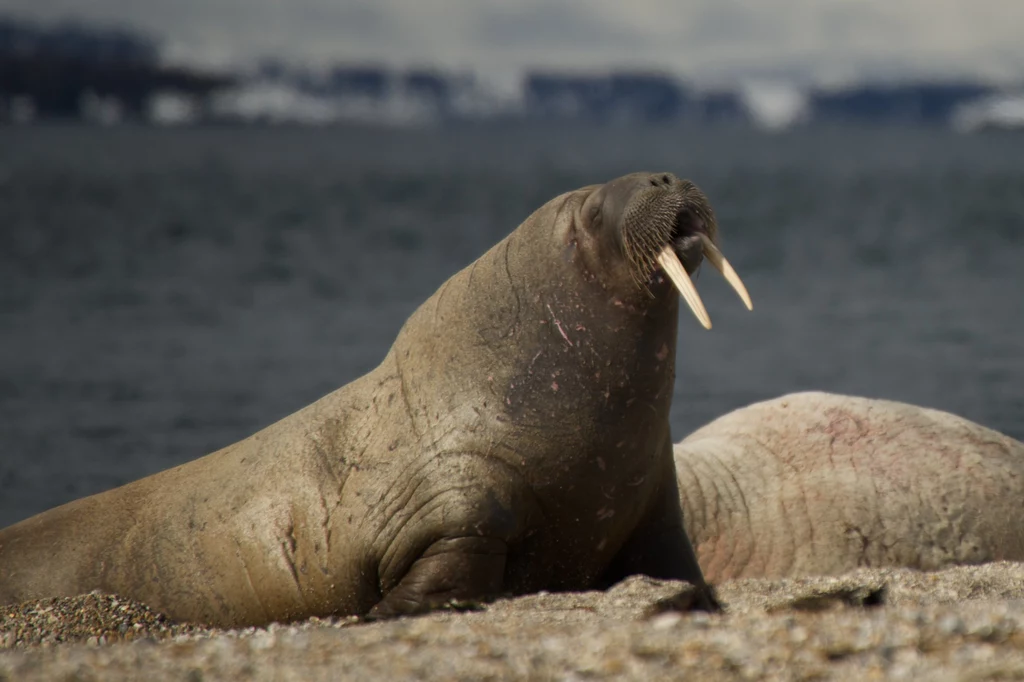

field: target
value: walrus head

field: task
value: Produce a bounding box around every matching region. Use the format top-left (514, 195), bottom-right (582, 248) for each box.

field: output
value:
top-left (572, 172), bottom-right (752, 329)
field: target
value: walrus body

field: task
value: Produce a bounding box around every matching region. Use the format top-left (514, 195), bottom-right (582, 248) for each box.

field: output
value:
top-left (676, 391), bottom-right (1024, 583)
top-left (0, 172), bottom-right (739, 627)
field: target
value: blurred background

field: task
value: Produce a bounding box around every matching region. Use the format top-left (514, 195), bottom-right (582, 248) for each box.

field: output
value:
top-left (1, 1), bottom-right (1022, 526)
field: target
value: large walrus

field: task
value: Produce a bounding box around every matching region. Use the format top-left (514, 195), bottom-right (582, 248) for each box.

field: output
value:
top-left (674, 391), bottom-right (1024, 583)
top-left (0, 172), bottom-right (751, 627)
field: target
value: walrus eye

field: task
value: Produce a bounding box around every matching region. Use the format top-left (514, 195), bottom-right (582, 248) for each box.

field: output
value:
top-left (586, 203), bottom-right (602, 230)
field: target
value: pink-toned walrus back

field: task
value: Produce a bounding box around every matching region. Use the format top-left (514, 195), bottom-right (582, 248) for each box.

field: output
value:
top-left (674, 391), bottom-right (1024, 583)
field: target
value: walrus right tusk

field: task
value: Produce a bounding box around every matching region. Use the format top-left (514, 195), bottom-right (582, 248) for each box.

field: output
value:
top-left (699, 234), bottom-right (753, 311)
top-left (656, 246), bottom-right (712, 330)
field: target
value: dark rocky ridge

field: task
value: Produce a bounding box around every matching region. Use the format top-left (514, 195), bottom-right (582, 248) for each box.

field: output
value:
top-left (2, 15), bottom-right (1018, 126)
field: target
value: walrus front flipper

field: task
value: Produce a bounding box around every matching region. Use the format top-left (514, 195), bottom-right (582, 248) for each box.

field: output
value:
top-left (601, 464), bottom-right (721, 613)
top-left (367, 536), bottom-right (508, 620)
top-left (607, 523), bottom-right (720, 612)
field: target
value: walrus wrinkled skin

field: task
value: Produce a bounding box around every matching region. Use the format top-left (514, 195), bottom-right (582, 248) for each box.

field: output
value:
top-left (0, 172), bottom-right (731, 627)
top-left (675, 391), bottom-right (1024, 583)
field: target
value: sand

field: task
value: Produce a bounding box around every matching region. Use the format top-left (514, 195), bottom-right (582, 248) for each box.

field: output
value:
top-left (3, 562), bottom-right (1024, 681)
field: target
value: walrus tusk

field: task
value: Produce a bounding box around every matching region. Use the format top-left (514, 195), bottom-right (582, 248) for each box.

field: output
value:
top-left (699, 234), bottom-right (753, 311)
top-left (656, 245), bottom-right (712, 329)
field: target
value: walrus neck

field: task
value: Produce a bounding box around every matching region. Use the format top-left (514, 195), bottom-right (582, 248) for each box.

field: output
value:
top-left (385, 206), bottom-right (679, 474)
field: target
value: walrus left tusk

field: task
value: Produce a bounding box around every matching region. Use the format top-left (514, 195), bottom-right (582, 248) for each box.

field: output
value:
top-left (699, 234), bottom-right (753, 311)
top-left (657, 245), bottom-right (712, 330)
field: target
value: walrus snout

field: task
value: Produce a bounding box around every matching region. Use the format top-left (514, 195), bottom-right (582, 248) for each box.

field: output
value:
top-left (604, 172), bottom-right (752, 329)
top-left (643, 174), bottom-right (711, 273)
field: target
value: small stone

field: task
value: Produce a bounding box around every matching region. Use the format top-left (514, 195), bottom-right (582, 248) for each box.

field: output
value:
top-left (938, 615), bottom-right (965, 636)
top-left (650, 612), bottom-right (682, 630)
top-left (689, 612), bottom-right (711, 628)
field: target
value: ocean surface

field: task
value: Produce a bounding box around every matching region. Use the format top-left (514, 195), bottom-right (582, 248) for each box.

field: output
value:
top-left (0, 124), bottom-right (1022, 527)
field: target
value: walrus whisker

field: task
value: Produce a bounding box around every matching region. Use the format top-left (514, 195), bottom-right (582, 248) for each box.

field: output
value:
top-left (656, 245), bottom-right (712, 329)
top-left (621, 198), bottom-right (679, 295)
top-left (699, 234), bottom-right (753, 311)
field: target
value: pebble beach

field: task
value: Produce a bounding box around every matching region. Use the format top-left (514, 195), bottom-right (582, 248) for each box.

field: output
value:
top-left (3, 562), bottom-right (1024, 681)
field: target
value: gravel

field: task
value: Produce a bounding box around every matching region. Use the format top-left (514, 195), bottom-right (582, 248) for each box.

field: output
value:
top-left (2, 562), bottom-right (1024, 681)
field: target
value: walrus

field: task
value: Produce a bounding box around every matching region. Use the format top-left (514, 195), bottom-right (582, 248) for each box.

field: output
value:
top-left (0, 172), bottom-right (751, 627)
top-left (674, 391), bottom-right (1024, 583)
